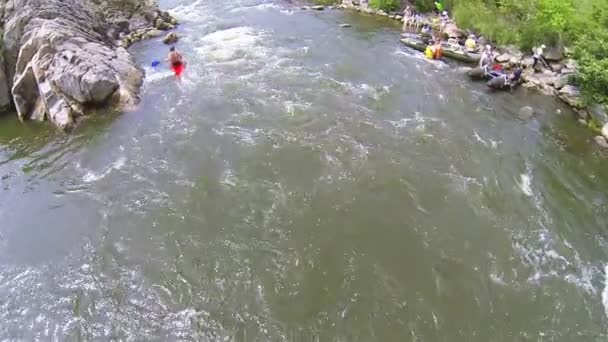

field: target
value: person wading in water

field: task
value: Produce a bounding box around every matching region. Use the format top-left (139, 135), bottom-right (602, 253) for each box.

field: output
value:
top-left (166, 46), bottom-right (186, 79)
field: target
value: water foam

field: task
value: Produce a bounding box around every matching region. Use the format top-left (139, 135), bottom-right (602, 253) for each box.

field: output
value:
top-left (518, 173), bottom-right (533, 196)
top-left (82, 157), bottom-right (127, 183)
top-left (195, 27), bottom-right (270, 63)
top-left (603, 264), bottom-right (608, 319)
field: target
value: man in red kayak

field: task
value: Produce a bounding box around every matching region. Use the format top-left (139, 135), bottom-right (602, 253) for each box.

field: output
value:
top-left (166, 46), bottom-right (185, 78)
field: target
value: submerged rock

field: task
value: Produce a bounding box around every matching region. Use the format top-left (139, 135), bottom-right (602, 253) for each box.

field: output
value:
top-left (0, 0), bottom-right (172, 128)
top-left (518, 106), bottom-right (535, 119)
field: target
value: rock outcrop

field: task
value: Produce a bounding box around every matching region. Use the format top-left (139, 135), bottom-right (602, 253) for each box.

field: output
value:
top-left (0, 0), bottom-right (175, 129)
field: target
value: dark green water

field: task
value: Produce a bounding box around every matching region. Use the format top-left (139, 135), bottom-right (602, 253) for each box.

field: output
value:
top-left (1, 1), bottom-right (608, 340)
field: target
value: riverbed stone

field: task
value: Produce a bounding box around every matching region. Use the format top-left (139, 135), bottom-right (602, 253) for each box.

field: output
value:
top-left (518, 106), bottom-right (535, 119)
top-left (553, 75), bottom-right (569, 90)
top-left (444, 23), bottom-right (464, 38)
top-left (594, 136), bottom-right (608, 148)
top-left (549, 62), bottom-right (563, 73)
top-left (340, 23), bottom-right (352, 28)
top-left (602, 123), bottom-right (608, 140)
top-left (163, 32), bottom-right (179, 44)
top-left (144, 29), bottom-right (164, 39)
top-left (395, 15), bottom-right (402, 20)
top-left (311, 5), bottom-right (324, 10)
top-left (588, 103), bottom-right (608, 126)
top-left (544, 45), bottom-right (564, 61)
top-left (520, 56), bottom-right (534, 69)
top-left (496, 53), bottom-right (512, 63)
top-left (558, 85), bottom-right (584, 109)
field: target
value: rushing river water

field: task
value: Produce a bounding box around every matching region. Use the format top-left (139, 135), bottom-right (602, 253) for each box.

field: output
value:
top-left (2, 0), bottom-right (608, 340)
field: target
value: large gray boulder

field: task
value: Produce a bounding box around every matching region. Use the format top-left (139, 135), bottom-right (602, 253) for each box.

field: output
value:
top-left (544, 45), bottom-right (564, 61)
top-left (0, 0), bottom-right (170, 128)
top-left (443, 23), bottom-right (464, 38)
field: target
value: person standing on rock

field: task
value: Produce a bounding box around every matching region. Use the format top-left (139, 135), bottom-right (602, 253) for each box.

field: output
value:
top-left (532, 44), bottom-right (550, 71)
top-left (167, 46), bottom-right (186, 78)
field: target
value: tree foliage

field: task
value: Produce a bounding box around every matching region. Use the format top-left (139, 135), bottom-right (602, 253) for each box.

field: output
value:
top-left (369, 0), bottom-right (400, 12)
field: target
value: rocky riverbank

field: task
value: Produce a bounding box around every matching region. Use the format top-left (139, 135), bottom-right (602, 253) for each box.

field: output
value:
top-left (0, 0), bottom-right (177, 129)
top-left (306, 1), bottom-right (608, 149)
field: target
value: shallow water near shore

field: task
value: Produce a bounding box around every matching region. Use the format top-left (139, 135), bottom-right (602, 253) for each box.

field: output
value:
top-left (2, 0), bottom-right (608, 340)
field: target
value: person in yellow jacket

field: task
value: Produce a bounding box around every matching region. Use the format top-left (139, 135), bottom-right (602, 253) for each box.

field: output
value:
top-left (425, 41), bottom-right (443, 60)
top-left (464, 34), bottom-right (477, 52)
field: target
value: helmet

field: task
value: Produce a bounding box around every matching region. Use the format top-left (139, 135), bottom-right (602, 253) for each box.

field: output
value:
top-left (442, 11), bottom-right (448, 16)
top-left (486, 45), bottom-right (491, 50)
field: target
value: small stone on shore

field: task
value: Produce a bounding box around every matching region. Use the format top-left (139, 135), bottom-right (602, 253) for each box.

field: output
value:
top-left (602, 123), bottom-right (608, 140)
top-left (340, 23), bottom-right (352, 28)
top-left (163, 32), bottom-right (179, 44)
top-left (311, 5), bottom-right (324, 10)
top-left (496, 53), bottom-right (512, 63)
top-left (594, 136), bottom-right (608, 148)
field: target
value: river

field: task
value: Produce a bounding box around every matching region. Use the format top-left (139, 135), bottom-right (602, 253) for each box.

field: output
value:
top-left (1, 0), bottom-right (608, 340)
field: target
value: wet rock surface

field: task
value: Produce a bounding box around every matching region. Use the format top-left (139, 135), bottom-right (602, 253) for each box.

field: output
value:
top-left (0, 0), bottom-right (176, 129)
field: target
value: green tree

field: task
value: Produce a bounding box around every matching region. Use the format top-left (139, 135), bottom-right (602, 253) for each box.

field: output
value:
top-left (369, 0), bottom-right (400, 12)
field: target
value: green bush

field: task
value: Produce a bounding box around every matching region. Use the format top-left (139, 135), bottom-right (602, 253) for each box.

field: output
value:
top-left (573, 29), bottom-right (608, 104)
top-left (369, 0), bottom-right (400, 12)
top-left (414, 0), bottom-right (435, 12)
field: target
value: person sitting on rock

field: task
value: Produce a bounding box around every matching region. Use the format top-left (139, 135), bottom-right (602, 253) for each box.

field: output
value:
top-left (421, 24), bottom-right (432, 35)
top-left (506, 65), bottom-right (523, 85)
top-left (167, 46), bottom-right (186, 78)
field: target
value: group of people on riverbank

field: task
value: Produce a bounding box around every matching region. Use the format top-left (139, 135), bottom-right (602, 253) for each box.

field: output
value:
top-left (401, 3), bottom-right (551, 90)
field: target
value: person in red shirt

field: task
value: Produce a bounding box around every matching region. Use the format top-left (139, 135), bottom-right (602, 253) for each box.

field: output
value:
top-left (166, 46), bottom-right (186, 78)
